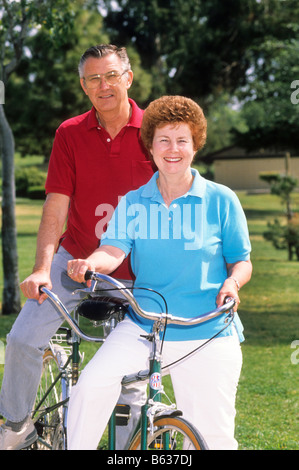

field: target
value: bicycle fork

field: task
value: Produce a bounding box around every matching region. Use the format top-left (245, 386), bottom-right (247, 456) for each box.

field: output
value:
top-left (140, 328), bottom-right (175, 450)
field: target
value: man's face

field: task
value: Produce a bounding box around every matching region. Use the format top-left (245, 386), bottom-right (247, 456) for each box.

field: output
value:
top-left (80, 54), bottom-right (133, 114)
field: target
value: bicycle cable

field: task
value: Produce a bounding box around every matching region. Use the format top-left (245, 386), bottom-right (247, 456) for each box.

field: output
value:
top-left (89, 284), bottom-right (235, 362)
top-left (91, 284), bottom-right (169, 355)
top-left (91, 285), bottom-right (168, 315)
top-left (161, 312), bottom-right (235, 371)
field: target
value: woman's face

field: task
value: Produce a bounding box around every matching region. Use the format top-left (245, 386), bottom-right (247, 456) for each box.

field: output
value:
top-left (150, 123), bottom-right (196, 178)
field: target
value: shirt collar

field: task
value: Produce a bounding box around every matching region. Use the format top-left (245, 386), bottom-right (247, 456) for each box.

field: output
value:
top-left (87, 107), bottom-right (99, 129)
top-left (188, 168), bottom-right (207, 198)
top-left (141, 168), bottom-right (206, 202)
top-left (87, 98), bottom-right (143, 130)
top-left (128, 98), bottom-right (144, 128)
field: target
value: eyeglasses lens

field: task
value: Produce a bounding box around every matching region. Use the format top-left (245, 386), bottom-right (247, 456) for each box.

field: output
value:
top-left (84, 71), bottom-right (126, 89)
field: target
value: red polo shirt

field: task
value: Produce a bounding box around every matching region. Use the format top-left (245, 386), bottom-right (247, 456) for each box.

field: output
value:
top-left (45, 99), bottom-right (154, 280)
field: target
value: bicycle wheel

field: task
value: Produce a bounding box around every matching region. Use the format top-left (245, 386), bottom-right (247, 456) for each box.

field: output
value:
top-left (31, 344), bottom-right (69, 450)
top-left (127, 414), bottom-right (208, 450)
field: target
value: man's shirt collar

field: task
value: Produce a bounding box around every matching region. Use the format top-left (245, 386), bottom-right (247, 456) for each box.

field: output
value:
top-left (87, 98), bottom-right (143, 130)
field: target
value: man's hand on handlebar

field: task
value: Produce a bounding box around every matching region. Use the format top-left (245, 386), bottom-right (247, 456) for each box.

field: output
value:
top-left (20, 270), bottom-right (52, 304)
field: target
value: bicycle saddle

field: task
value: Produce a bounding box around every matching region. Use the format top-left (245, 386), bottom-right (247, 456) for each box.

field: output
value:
top-left (76, 296), bottom-right (129, 323)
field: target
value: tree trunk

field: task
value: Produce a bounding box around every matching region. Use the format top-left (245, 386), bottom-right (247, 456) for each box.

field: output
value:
top-left (0, 104), bottom-right (21, 315)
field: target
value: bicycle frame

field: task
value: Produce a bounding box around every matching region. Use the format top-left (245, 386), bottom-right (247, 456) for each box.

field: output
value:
top-left (31, 294), bottom-right (136, 450)
top-left (36, 275), bottom-right (235, 450)
top-left (139, 327), bottom-right (171, 450)
top-left (117, 323), bottom-right (172, 450)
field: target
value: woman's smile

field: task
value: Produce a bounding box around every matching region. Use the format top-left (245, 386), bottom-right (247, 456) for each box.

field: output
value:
top-left (164, 157), bottom-right (182, 162)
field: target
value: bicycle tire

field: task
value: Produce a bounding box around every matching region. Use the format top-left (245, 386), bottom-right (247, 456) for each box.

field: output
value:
top-left (31, 345), bottom-right (69, 450)
top-left (127, 415), bottom-right (208, 450)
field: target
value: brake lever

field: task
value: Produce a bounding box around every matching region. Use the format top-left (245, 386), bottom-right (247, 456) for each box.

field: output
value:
top-left (72, 279), bottom-right (98, 295)
top-left (224, 296), bottom-right (235, 323)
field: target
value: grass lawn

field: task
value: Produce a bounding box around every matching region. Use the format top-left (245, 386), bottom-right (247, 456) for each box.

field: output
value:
top-left (235, 191), bottom-right (299, 450)
top-left (0, 162), bottom-right (298, 449)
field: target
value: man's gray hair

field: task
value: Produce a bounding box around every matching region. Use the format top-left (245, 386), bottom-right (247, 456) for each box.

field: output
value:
top-left (78, 44), bottom-right (131, 77)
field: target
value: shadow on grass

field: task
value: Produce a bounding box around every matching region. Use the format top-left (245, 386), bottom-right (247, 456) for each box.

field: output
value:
top-left (240, 306), bottom-right (299, 346)
top-left (16, 232), bottom-right (39, 237)
top-left (243, 208), bottom-right (283, 220)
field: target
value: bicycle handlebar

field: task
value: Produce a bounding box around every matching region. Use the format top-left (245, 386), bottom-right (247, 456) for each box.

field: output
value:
top-left (84, 270), bottom-right (235, 326)
top-left (39, 271), bottom-right (235, 344)
top-left (39, 286), bottom-right (105, 343)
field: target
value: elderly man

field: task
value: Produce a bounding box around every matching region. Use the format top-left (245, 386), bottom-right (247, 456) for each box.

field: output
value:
top-left (0, 44), bottom-right (153, 450)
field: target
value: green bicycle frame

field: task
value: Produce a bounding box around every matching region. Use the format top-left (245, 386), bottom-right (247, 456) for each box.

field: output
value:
top-left (140, 354), bottom-right (162, 450)
top-left (113, 326), bottom-right (165, 451)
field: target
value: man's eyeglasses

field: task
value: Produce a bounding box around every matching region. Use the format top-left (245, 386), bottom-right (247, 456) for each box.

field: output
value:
top-left (83, 70), bottom-right (129, 89)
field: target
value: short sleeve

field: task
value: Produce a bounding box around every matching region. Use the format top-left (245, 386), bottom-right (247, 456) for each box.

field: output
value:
top-left (45, 127), bottom-right (76, 196)
top-left (221, 191), bottom-right (251, 263)
top-left (100, 194), bottom-right (134, 257)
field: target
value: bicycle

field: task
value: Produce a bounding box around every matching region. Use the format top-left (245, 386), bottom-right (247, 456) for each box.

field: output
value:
top-left (30, 270), bottom-right (235, 450)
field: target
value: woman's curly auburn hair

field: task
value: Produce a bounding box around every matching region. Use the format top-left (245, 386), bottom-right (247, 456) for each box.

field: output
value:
top-left (140, 95), bottom-right (207, 158)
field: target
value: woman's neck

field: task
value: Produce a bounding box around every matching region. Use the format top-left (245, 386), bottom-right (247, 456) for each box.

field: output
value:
top-left (157, 171), bottom-right (194, 207)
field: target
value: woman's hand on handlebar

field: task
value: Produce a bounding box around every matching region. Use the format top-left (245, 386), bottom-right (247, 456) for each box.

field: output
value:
top-left (216, 279), bottom-right (240, 312)
top-left (20, 270), bottom-right (52, 304)
top-left (67, 246), bottom-right (125, 286)
top-left (67, 259), bottom-right (95, 286)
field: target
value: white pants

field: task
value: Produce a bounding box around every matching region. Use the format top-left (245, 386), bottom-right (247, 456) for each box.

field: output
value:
top-left (67, 318), bottom-right (242, 450)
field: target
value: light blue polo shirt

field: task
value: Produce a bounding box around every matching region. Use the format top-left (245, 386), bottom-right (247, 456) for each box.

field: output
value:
top-left (101, 169), bottom-right (251, 341)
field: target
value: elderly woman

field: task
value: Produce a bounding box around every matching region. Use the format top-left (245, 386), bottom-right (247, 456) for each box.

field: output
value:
top-left (66, 95), bottom-right (252, 450)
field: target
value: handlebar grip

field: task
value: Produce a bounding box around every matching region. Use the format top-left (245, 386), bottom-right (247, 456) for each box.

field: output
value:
top-left (84, 270), bottom-right (94, 281)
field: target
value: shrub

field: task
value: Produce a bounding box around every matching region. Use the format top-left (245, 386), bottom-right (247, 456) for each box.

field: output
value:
top-left (27, 185), bottom-right (46, 200)
top-left (15, 167), bottom-right (47, 198)
top-left (264, 214), bottom-right (299, 261)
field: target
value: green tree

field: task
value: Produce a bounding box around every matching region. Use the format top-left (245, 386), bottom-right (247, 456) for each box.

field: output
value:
top-left (5, 8), bottom-right (108, 159)
top-left (200, 93), bottom-right (248, 157)
top-left (99, 0), bottom-right (298, 103)
top-left (232, 38), bottom-right (299, 152)
top-left (261, 156), bottom-right (299, 261)
top-left (0, 0), bottom-right (75, 314)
